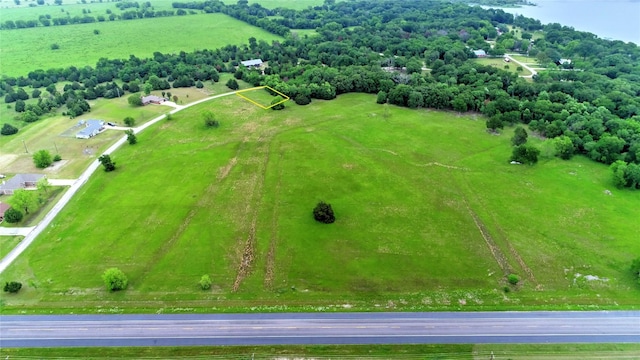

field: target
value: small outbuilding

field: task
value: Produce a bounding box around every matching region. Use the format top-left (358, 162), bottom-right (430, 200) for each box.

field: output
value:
top-left (0, 174), bottom-right (44, 195)
top-left (142, 95), bottom-right (165, 105)
top-left (241, 59), bottom-right (263, 68)
top-left (76, 119), bottom-right (105, 139)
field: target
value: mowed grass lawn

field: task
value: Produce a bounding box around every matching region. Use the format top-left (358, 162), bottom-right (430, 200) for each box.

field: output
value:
top-left (0, 94), bottom-right (172, 178)
top-left (474, 57), bottom-right (532, 76)
top-left (1, 93), bottom-right (639, 313)
top-left (0, 13), bottom-right (282, 77)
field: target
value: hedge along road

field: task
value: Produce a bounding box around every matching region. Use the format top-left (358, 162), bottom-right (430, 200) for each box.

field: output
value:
top-left (0, 91), bottom-right (237, 275)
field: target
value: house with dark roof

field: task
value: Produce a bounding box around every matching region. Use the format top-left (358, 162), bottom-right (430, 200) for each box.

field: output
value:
top-left (241, 59), bottom-right (263, 68)
top-left (0, 203), bottom-right (10, 222)
top-left (142, 95), bottom-right (165, 105)
top-left (76, 119), bottom-right (105, 139)
top-left (0, 174), bottom-right (44, 195)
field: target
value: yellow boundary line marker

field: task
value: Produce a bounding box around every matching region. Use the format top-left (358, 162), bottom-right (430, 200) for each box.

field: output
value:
top-left (235, 86), bottom-right (290, 110)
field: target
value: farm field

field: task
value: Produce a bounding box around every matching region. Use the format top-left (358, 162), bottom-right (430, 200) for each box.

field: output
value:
top-left (0, 93), bottom-right (639, 314)
top-left (0, 0), bottom-right (177, 22)
top-left (0, 13), bottom-right (282, 77)
top-left (474, 57), bottom-right (532, 76)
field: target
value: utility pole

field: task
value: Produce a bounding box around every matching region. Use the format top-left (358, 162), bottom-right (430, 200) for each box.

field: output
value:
top-left (22, 140), bottom-right (28, 153)
top-left (54, 141), bottom-right (59, 154)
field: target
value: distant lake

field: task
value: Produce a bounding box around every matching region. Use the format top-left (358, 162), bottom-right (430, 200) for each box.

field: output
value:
top-left (488, 0), bottom-right (640, 44)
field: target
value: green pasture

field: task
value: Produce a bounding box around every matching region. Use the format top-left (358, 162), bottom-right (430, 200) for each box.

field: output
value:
top-left (0, 13), bottom-right (282, 77)
top-left (0, 93), bottom-right (639, 314)
top-left (0, 0), bottom-right (177, 22)
top-left (509, 54), bottom-right (545, 68)
top-left (3, 343), bottom-right (639, 359)
top-left (474, 57), bottom-right (532, 76)
top-left (0, 236), bottom-right (22, 259)
top-left (236, 86), bottom-right (289, 108)
top-left (0, 94), bottom-right (171, 178)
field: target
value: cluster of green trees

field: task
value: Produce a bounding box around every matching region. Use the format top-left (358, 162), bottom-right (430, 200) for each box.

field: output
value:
top-left (1, 0), bottom-right (638, 186)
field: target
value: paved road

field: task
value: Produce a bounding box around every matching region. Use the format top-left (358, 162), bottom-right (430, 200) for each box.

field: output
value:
top-left (1, 311), bottom-right (638, 348)
top-left (0, 91), bottom-right (236, 274)
top-left (0, 226), bottom-right (34, 236)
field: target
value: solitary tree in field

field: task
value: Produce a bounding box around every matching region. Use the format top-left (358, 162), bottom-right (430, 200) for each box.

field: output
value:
top-left (3, 281), bottom-right (22, 293)
top-left (511, 126), bottom-right (528, 146)
top-left (510, 144), bottom-right (540, 165)
top-left (1, 123), bottom-right (18, 136)
top-left (102, 268), bottom-right (128, 291)
top-left (123, 116), bottom-right (135, 127)
top-left (33, 149), bottom-right (53, 168)
top-left (226, 79), bottom-right (239, 90)
top-left (486, 116), bottom-right (503, 132)
top-left (200, 275), bottom-right (212, 290)
top-left (125, 130), bottom-right (137, 145)
top-left (203, 110), bottom-right (219, 128)
top-left (313, 201), bottom-right (335, 224)
top-left (98, 154), bottom-right (116, 172)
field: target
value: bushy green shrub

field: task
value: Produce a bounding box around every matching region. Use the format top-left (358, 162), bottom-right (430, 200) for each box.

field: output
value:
top-left (200, 275), bottom-right (212, 290)
top-left (4, 208), bottom-right (23, 223)
top-left (313, 201), bottom-right (335, 224)
top-left (4, 281), bottom-right (22, 293)
top-left (102, 268), bottom-right (128, 291)
top-left (1, 123), bottom-right (18, 136)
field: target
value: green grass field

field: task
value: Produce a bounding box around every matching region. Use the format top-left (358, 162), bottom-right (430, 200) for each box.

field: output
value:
top-left (0, 94), bottom-right (173, 178)
top-left (474, 57), bottom-right (532, 76)
top-left (0, 93), bottom-right (639, 314)
top-left (2, 343), bottom-right (639, 359)
top-left (0, 0), bottom-right (177, 22)
top-left (0, 13), bottom-right (282, 77)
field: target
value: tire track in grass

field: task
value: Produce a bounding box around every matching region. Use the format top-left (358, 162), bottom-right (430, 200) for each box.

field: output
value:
top-left (264, 149), bottom-right (283, 290)
top-left (456, 173), bottom-right (537, 287)
top-left (465, 202), bottom-right (512, 277)
top-left (232, 137), bottom-right (270, 292)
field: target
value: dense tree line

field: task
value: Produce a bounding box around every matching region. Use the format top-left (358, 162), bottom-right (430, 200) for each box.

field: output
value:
top-left (1, 0), bottom-right (638, 187)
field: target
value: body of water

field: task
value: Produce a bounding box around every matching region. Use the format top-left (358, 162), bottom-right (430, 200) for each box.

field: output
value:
top-left (493, 0), bottom-right (640, 44)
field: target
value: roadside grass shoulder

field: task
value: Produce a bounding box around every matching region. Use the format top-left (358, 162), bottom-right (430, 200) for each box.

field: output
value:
top-left (1, 343), bottom-right (638, 359)
top-left (0, 94), bottom-right (638, 313)
top-left (0, 236), bottom-right (23, 259)
top-left (0, 13), bottom-right (282, 77)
